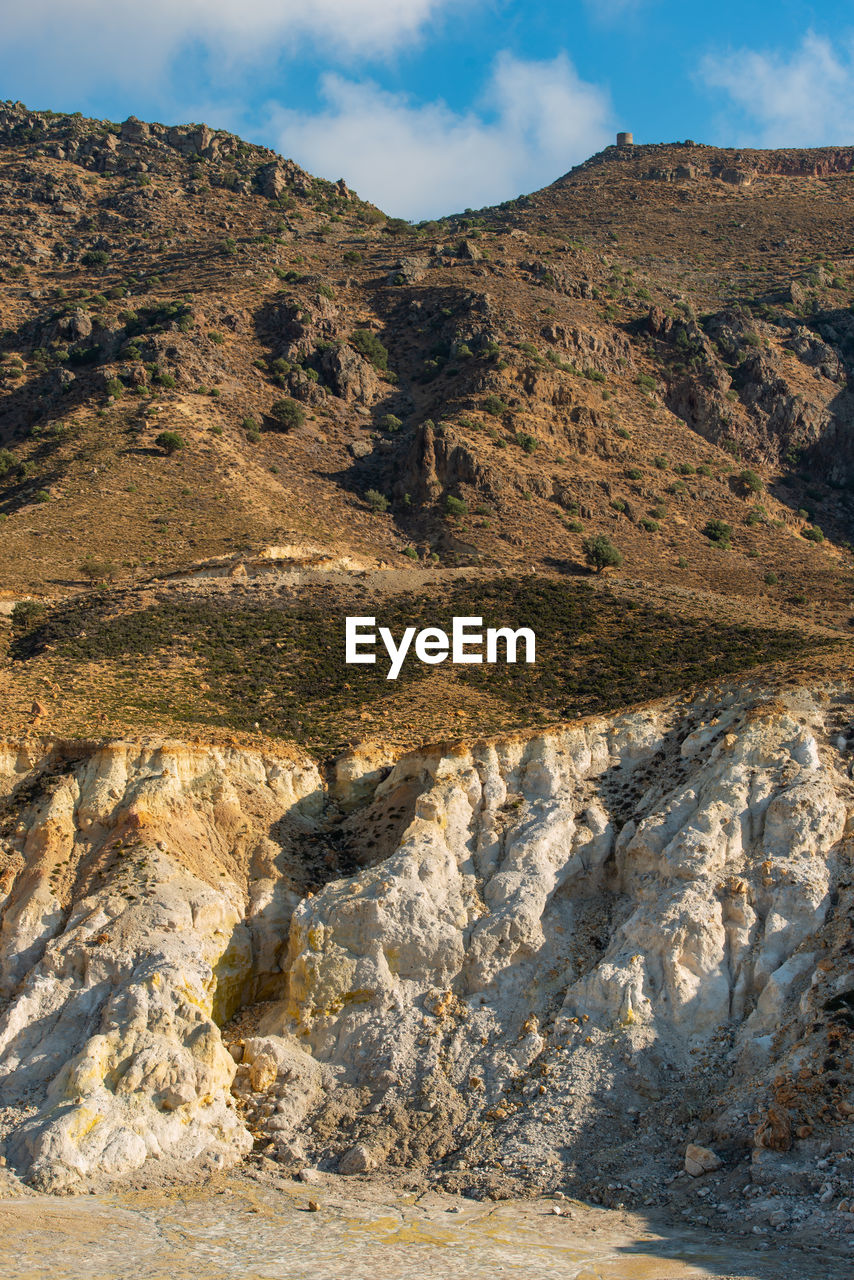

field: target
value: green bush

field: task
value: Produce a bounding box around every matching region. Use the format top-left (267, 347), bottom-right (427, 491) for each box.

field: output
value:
top-left (365, 488), bottom-right (389, 514)
top-left (155, 431), bottom-right (185, 455)
top-left (82, 249), bottom-right (109, 266)
top-left (380, 413), bottom-right (403, 432)
top-left (81, 558), bottom-right (117, 583)
top-left (445, 495), bottom-right (468, 517)
top-left (208, 330), bottom-right (224, 344)
top-left (802, 525), bottom-right (825, 543)
top-left (482, 394), bottom-right (508, 416)
top-left (583, 534), bottom-right (623, 572)
top-left (351, 329), bottom-right (389, 371)
top-left (764, 571), bottom-right (779, 585)
top-left (704, 518), bottom-right (732, 548)
top-left (640, 517), bottom-right (660, 532)
top-left (0, 448), bottom-right (16, 477)
top-left (403, 546), bottom-right (418, 559)
top-left (105, 377), bottom-right (124, 399)
top-left (625, 467), bottom-right (643, 480)
top-left (269, 398), bottom-right (305, 430)
top-left (653, 455), bottom-right (669, 470)
top-left (154, 371), bottom-right (176, 388)
top-left (739, 467), bottom-right (763, 493)
top-left (516, 432), bottom-right (538, 453)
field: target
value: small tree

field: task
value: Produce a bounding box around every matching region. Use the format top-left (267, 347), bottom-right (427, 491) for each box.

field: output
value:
top-left (583, 534), bottom-right (623, 572)
top-left (11, 600), bottom-right (45, 631)
top-left (155, 431), bottom-right (185, 455)
top-left (350, 329), bottom-right (389, 371)
top-left (365, 488), bottom-right (389, 513)
top-left (269, 398), bottom-right (305, 430)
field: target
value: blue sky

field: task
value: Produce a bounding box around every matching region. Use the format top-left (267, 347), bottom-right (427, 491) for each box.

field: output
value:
top-left (3, 1), bottom-right (854, 217)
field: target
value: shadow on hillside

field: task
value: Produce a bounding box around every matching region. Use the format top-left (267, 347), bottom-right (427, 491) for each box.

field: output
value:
top-left (543, 554), bottom-right (588, 577)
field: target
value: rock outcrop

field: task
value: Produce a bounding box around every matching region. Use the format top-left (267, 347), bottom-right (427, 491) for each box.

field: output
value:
top-left (0, 740), bottom-right (322, 1189)
top-left (0, 679), bottom-right (852, 1193)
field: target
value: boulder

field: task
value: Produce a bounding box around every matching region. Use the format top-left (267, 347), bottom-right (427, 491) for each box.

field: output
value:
top-left (685, 1144), bottom-right (723, 1176)
top-left (338, 1143), bottom-right (376, 1175)
top-left (320, 345), bottom-right (379, 404)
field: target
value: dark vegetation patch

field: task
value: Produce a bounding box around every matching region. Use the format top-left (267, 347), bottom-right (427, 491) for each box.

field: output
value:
top-left (11, 579), bottom-right (829, 752)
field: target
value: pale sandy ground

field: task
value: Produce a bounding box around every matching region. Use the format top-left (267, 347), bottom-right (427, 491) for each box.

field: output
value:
top-left (1, 1174), bottom-right (847, 1280)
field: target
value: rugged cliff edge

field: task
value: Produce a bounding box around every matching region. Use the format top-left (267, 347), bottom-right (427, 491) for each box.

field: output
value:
top-left (0, 677), bottom-right (852, 1218)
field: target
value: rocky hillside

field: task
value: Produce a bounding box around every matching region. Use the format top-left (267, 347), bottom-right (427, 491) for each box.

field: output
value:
top-left (0, 105), bottom-right (852, 631)
top-left (1, 106), bottom-right (854, 1255)
top-left (0, 670), bottom-right (852, 1254)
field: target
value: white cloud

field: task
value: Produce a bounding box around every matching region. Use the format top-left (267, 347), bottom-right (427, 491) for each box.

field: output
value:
top-left (701, 31), bottom-right (854, 146)
top-left (271, 53), bottom-right (614, 219)
top-left (0, 0), bottom-right (463, 92)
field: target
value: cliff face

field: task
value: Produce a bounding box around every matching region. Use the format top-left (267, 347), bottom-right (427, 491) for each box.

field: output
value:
top-left (0, 680), bottom-right (852, 1195)
top-left (0, 740), bottom-right (323, 1189)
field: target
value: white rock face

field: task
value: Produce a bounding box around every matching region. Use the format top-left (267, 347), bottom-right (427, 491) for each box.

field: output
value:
top-left (278, 685), bottom-right (852, 1170)
top-left (0, 740), bottom-right (322, 1190)
top-left (0, 679), bottom-right (851, 1190)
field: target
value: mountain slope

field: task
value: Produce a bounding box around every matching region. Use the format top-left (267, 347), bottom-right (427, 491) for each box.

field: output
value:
top-left (0, 106), bottom-right (853, 748)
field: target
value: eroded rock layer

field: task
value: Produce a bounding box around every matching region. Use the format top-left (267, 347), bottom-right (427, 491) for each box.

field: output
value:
top-left (0, 678), bottom-right (852, 1196)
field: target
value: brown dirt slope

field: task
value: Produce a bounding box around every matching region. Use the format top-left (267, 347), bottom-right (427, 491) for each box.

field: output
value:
top-left (1, 108), bottom-right (854, 745)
